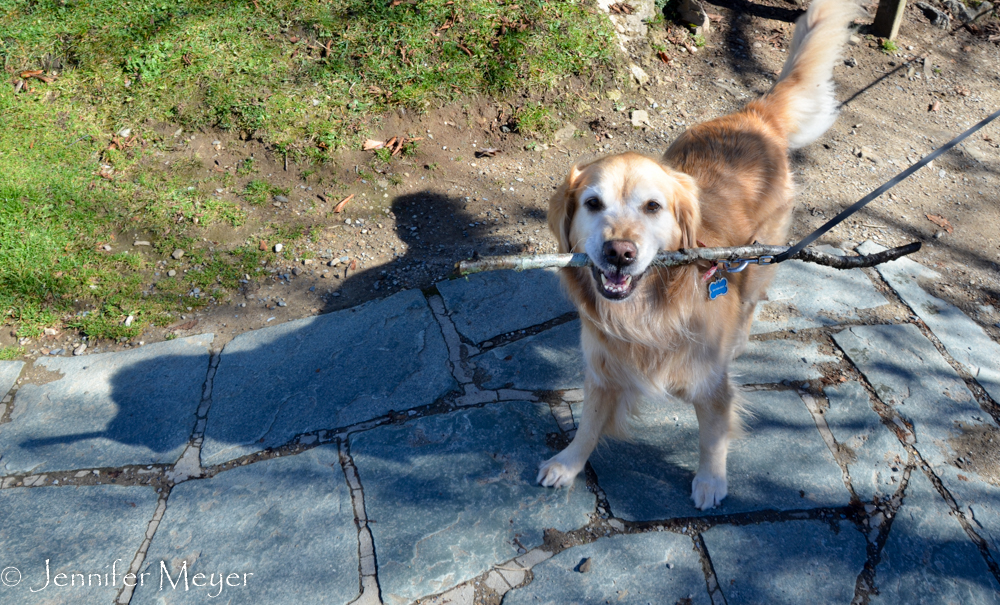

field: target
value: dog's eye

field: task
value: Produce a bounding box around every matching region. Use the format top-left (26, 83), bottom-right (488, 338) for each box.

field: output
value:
top-left (583, 197), bottom-right (604, 212)
top-left (644, 200), bottom-right (661, 214)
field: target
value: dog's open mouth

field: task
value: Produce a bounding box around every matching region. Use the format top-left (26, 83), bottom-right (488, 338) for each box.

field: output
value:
top-left (591, 265), bottom-right (641, 300)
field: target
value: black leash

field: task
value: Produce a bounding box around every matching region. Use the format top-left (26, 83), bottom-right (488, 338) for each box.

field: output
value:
top-left (772, 106), bottom-right (1000, 263)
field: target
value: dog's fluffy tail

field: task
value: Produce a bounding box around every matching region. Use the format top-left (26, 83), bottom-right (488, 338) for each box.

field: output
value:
top-left (756, 0), bottom-right (860, 149)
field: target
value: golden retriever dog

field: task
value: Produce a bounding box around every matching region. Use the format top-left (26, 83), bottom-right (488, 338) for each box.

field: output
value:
top-left (538, 0), bottom-right (859, 509)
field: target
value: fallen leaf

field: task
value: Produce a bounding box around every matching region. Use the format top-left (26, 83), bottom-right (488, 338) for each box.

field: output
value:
top-left (362, 139), bottom-right (385, 151)
top-left (707, 12), bottom-right (723, 22)
top-left (334, 194), bottom-right (355, 213)
top-left (259, 240), bottom-right (268, 251)
top-left (930, 99), bottom-right (940, 112)
top-left (608, 2), bottom-right (634, 14)
top-left (958, 474), bottom-right (968, 481)
top-left (955, 86), bottom-right (971, 97)
top-left (475, 148), bottom-right (499, 158)
top-left (349, 259), bottom-right (357, 271)
top-left (926, 214), bottom-right (954, 233)
top-left (657, 51), bottom-right (672, 64)
top-left (174, 319), bottom-right (199, 331)
top-left (19, 70), bottom-right (42, 79)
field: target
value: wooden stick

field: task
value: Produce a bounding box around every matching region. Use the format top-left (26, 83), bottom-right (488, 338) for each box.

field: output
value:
top-left (455, 242), bottom-right (922, 276)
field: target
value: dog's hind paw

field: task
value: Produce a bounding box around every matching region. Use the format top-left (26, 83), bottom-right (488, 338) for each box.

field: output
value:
top-left (537, 456), bottom-right (583, 488)
top-left (691, 474), bottom-right (728, 510)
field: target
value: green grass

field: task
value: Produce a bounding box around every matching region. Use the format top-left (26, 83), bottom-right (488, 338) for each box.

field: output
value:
top-left (244, 179), bottom-right (288, 206)
top-left (0, 346), bottom-right (24, 360)
top-left (0, 0), bottom-right (620, 344)
top-left (881, 39), bottom-right (899, 52)
top-left (1, 0), bottom-right (617, 152)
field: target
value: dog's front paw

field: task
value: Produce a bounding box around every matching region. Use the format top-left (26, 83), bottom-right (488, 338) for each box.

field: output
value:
top-left (537, 454), bottom-right (584, 488)
top-left (691, 473), bottom-right (728, 510)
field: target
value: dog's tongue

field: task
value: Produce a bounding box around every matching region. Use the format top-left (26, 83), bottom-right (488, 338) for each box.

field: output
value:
top-left (605, 272), bottom-right (629, 286)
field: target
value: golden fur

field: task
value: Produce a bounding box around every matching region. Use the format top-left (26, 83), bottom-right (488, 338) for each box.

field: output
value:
top-left (538, 0), bottom-right (860, 509)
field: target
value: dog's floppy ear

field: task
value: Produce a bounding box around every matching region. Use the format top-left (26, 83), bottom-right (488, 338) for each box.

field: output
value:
top-left (671, 172), bottom-right (701, 250)
top-left (548, 164), bottom-right (583, 253)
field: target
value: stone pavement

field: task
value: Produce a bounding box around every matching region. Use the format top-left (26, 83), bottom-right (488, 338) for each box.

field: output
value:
top-left (1, 242), bottom-right (999, 605)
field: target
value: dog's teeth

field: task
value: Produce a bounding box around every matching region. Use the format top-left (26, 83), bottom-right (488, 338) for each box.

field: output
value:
top-left (624, 275), bottom-right (632, 286)
top-left (600, 273), bottom-right (608, 286)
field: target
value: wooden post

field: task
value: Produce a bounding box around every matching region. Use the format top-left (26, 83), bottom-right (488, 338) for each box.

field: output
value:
top-left (873, 0), bottom-right (907, 39)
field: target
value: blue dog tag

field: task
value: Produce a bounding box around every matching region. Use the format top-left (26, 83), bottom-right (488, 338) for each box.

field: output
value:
top-left (708, 277), bottom-right (728, 300)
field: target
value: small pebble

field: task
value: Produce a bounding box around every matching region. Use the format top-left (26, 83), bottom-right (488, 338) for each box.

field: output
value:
top-left (274, 243), bottom-right (284, 253)
top-left (73, 343), bottom-right (87, 356)
top-left (171, 249), bottom-right (185, 260)
top-left (578, 558), bottom-right (592, 573)
top-left (167, 269), bottom-right (177, 277)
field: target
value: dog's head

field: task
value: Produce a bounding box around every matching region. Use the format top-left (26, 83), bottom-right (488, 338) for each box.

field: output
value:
top-left (548, 152), bottom-right (700, 302)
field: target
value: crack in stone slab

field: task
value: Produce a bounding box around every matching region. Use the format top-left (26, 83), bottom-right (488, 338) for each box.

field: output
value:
top-left (115, 490), bottom-right (169, 604)
top-left (340, 440), bottom-right (384, 605)
top-left (693, 534), bottom-right (729, 605)
top-left (427, 294), bottom-right (476, 385)
top-left (800, 391), bottom-right (859, 501)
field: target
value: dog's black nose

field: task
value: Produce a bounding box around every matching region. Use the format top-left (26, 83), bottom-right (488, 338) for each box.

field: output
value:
top-left (603, 240), bottom-right (637, 268)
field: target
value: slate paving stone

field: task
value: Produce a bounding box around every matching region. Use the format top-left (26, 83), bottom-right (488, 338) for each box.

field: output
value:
top-left (473, 320), bottom-right (584, 391)
top-left (0, 485), bottom-right (158, 605)
top-left (131, 445), bottom-right (358, 605)
top-left (437, 270), bottom-right (574, 343)
top-left (860, 241), bottom-right (1000, 403)
top-left (593, 390), bottom-right (849, 521)
top-left (703, 519), bottom-right (867, 605)
top-left (351, 402), bottom-right (595, 605)
top-left (870, 468), bottom-right (1000, 605)
top-left (752, 247), bottom-right (887, 334)
top-left (202, 290), bottom-right (456, 466)
top-left (731, 339), bottom-right (837, 385)
top-left (935, 464), bottom-right (1000, 562)
top-left (502, 532), bottom-right (710, 605)
top-left (0, 335), bottom-right (213, 475)
top-left (475, 325), bottom-right (835, 394)
top-left (824, 381), bottom-right (907, 503)
top-left (0, 360), bottom-right (23, 397)
top-left (832, 324), bottom-right (993, 469)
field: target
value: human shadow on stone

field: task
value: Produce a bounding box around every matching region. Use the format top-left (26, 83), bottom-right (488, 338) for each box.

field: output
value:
top-left (315, 189), bottom-right (536, 315)
top-left (6, 190), bottom-right (535, 473)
